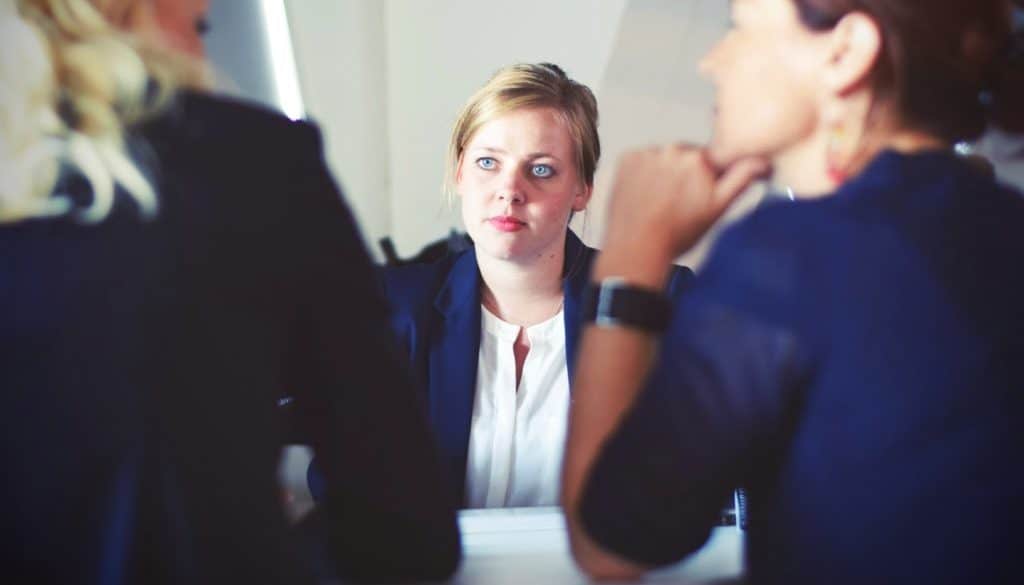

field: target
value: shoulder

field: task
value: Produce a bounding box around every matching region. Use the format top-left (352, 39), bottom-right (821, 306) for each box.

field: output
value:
top-left (140, 91), bottom-right (322, 167)
top-left (381, 252), bottom-right (466, 314)
top-left (712, 197), bottom-right (824, 264)
top-left (181, 91), bottom-right (315, 140)
top-left (566, 235), bottom-right (696, 301)
top-left (681, 201), bottom-right (819, 322)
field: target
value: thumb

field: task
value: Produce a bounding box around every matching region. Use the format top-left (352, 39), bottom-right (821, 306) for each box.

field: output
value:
top-left (711, 157), bottom-right (771, 213)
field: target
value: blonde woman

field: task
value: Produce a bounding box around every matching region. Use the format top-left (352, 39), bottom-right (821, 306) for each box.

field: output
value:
top-left (0, 1), bottom-right (458, 583)
top-left (383, 63), bottom-right (693, 508)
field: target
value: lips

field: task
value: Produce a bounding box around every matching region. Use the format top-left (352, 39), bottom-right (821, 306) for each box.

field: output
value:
top-left (487, 216), bottom-right (526, 232)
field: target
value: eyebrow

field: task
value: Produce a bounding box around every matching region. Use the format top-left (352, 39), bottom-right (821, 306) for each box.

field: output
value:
top-left (469, 146), bottom-right (563, 161)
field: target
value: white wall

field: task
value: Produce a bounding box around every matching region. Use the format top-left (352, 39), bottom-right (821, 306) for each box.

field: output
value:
top-left (205, 1), bottom-right (279, 111)
top-left (285, 0), bottom-right (392, 256)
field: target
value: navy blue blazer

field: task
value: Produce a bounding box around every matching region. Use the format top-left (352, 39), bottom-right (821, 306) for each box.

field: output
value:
top-left (1, 92), bottom-right (459, 584)
top-left (383, 230), bottom-right (694, 504)
top-left (579, 150), bottom-right (1024, 583)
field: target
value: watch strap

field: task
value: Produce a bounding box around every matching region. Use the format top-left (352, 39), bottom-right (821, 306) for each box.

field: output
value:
top-left (581, 277), bottom-right (672, 333)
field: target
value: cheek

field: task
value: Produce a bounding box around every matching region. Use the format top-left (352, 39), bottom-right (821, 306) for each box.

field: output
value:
top-left (713, 48), bottom-right (819, 160)
top-left (746, 83), bottom-right (816, 137)
top-left (459, 191), bottom-right (478, 224)
top-left (533, 190), bottom-right (577, 225)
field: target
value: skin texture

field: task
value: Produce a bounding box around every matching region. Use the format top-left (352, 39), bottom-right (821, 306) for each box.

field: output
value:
top-left (700, 0), bottom-right (825, 171)
top-left (155, 0), bottom-right (208, 56)
top-left (457, 106), bottom-right (590, 268)
top-left (562, 0), bottom-right (949, 579)
top-left (121, 0), bottom-right (209, 57)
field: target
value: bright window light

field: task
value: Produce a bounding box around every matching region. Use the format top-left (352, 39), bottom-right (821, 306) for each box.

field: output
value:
top-left (259, 0), bottom-right (305, 120)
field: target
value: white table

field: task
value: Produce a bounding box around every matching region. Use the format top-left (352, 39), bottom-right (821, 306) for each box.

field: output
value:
top-left (284, 446), bottom-right (745, 584)
top-left (447, 507), bottom-right (745, 584)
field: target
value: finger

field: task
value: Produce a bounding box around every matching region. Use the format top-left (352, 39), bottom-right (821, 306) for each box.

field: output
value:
top-left (712, 156), bottom-right (770, 211)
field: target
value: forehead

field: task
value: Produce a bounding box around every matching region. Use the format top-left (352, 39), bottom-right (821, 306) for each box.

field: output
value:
top-left (465, 107), bottom-right (575, 155)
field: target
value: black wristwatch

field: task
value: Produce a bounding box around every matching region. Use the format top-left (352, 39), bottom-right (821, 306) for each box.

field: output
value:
top-left (581, 277), bottom-right (672, 333)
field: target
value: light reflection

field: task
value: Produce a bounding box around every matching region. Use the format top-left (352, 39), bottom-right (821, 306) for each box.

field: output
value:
top-left (259, 0), bottom-right (305, 120)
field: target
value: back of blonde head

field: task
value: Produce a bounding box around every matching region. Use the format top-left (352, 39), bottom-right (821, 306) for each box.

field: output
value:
top-left (0, 0), bottom-right (203, 224)
top-left (445, 63), bottom-right (600, 201)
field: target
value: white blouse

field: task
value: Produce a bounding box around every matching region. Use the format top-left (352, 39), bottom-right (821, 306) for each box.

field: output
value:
top-left (463, 305), bottom-right (570, 508)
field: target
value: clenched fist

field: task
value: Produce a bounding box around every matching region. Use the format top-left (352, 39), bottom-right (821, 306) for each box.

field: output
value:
top-left (602, 145), bottom-right (769, 268)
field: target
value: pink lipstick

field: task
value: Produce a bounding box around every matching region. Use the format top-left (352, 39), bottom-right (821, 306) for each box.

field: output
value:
top-left (488, 216), bottom-right (526, 232)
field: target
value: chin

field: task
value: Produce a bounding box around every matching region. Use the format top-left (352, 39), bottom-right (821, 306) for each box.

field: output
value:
top-left (708, 133), bottom-right (779, 171)
top-left (707, 139), bottom-right (743, 170)
top-left (473, 234), bottom-right (524, 262)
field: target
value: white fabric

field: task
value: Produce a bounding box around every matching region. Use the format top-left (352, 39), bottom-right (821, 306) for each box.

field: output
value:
top-left (464, 305), bottom-right (570, 508)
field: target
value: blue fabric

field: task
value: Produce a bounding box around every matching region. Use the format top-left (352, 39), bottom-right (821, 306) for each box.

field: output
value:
top-left (1, 92), bottom-right (460, 584)
top-left (383, 231), bottom-right (694, 505)
top-left (580, 150), bottom-right (1024, 584)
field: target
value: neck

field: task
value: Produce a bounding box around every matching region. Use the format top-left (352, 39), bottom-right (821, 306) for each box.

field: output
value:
top-left (772, 129), bottom-right (834, 197)
top-left (478, 240), bottom-right (566, 327)
top-left (773, 126), bottom-right (947, 199)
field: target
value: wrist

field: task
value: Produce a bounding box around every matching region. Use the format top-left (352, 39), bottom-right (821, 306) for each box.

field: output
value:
top-left (582, 276), bottom-right (672, 334)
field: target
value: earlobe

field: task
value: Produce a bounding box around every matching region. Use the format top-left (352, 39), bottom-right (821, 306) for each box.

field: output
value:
top-left (823, 12), bottom-right (883, 96)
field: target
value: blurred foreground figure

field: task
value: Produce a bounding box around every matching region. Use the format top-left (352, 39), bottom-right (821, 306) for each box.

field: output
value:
top-left (0, 1), bottom-right (459, 583)
top-left (563, 1), bottom-right (1023, 583)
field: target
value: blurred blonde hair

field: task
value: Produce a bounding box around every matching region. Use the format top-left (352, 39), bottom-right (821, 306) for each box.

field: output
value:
top-left (444, 63), bottom-right (600, 201)
top-left (0, 0), bottom-right (206, 224)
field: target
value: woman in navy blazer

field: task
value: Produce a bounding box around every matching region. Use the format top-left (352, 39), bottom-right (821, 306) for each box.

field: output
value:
top-left (385, 229), bottom-right (692, 506)
top-left (562, 1), bottom-right (1024, 582)
top-left (383, 64), bottom-right (693, 507)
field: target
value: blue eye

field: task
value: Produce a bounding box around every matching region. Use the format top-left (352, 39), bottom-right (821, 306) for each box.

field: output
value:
top-left (476, 157), bottom-right (497, 170)
top-left (531, 164), bottom-right (554, 178)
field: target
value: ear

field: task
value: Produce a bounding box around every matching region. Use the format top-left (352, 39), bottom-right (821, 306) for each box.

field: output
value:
top-left (822, 12), bottom-right (883, 97)
top-left (572, 183), bottom-right (593, 212)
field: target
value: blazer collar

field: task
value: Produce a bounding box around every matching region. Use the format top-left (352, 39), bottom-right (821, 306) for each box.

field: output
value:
top-left (562, 230), bottom-right (593, 382)
top-left (429, 246), bottom-right (483, 505)
top-left (432, 231), bottom-right (591, 316)
top-left (434, 246), bottom-right (481, 316)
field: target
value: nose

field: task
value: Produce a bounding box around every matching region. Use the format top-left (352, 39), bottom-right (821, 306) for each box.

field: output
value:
top-left (495, 169), bottom-right (526, 204)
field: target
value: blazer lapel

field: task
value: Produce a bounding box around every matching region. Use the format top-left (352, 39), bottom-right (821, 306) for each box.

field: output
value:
top-left (428, 249), bottom-right (482, 504)
top-left (562, 230), bottom-right (594, 385)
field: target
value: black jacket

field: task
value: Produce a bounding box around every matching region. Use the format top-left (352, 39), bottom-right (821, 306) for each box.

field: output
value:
top-left (1, 92), bottom-right (460, 584)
